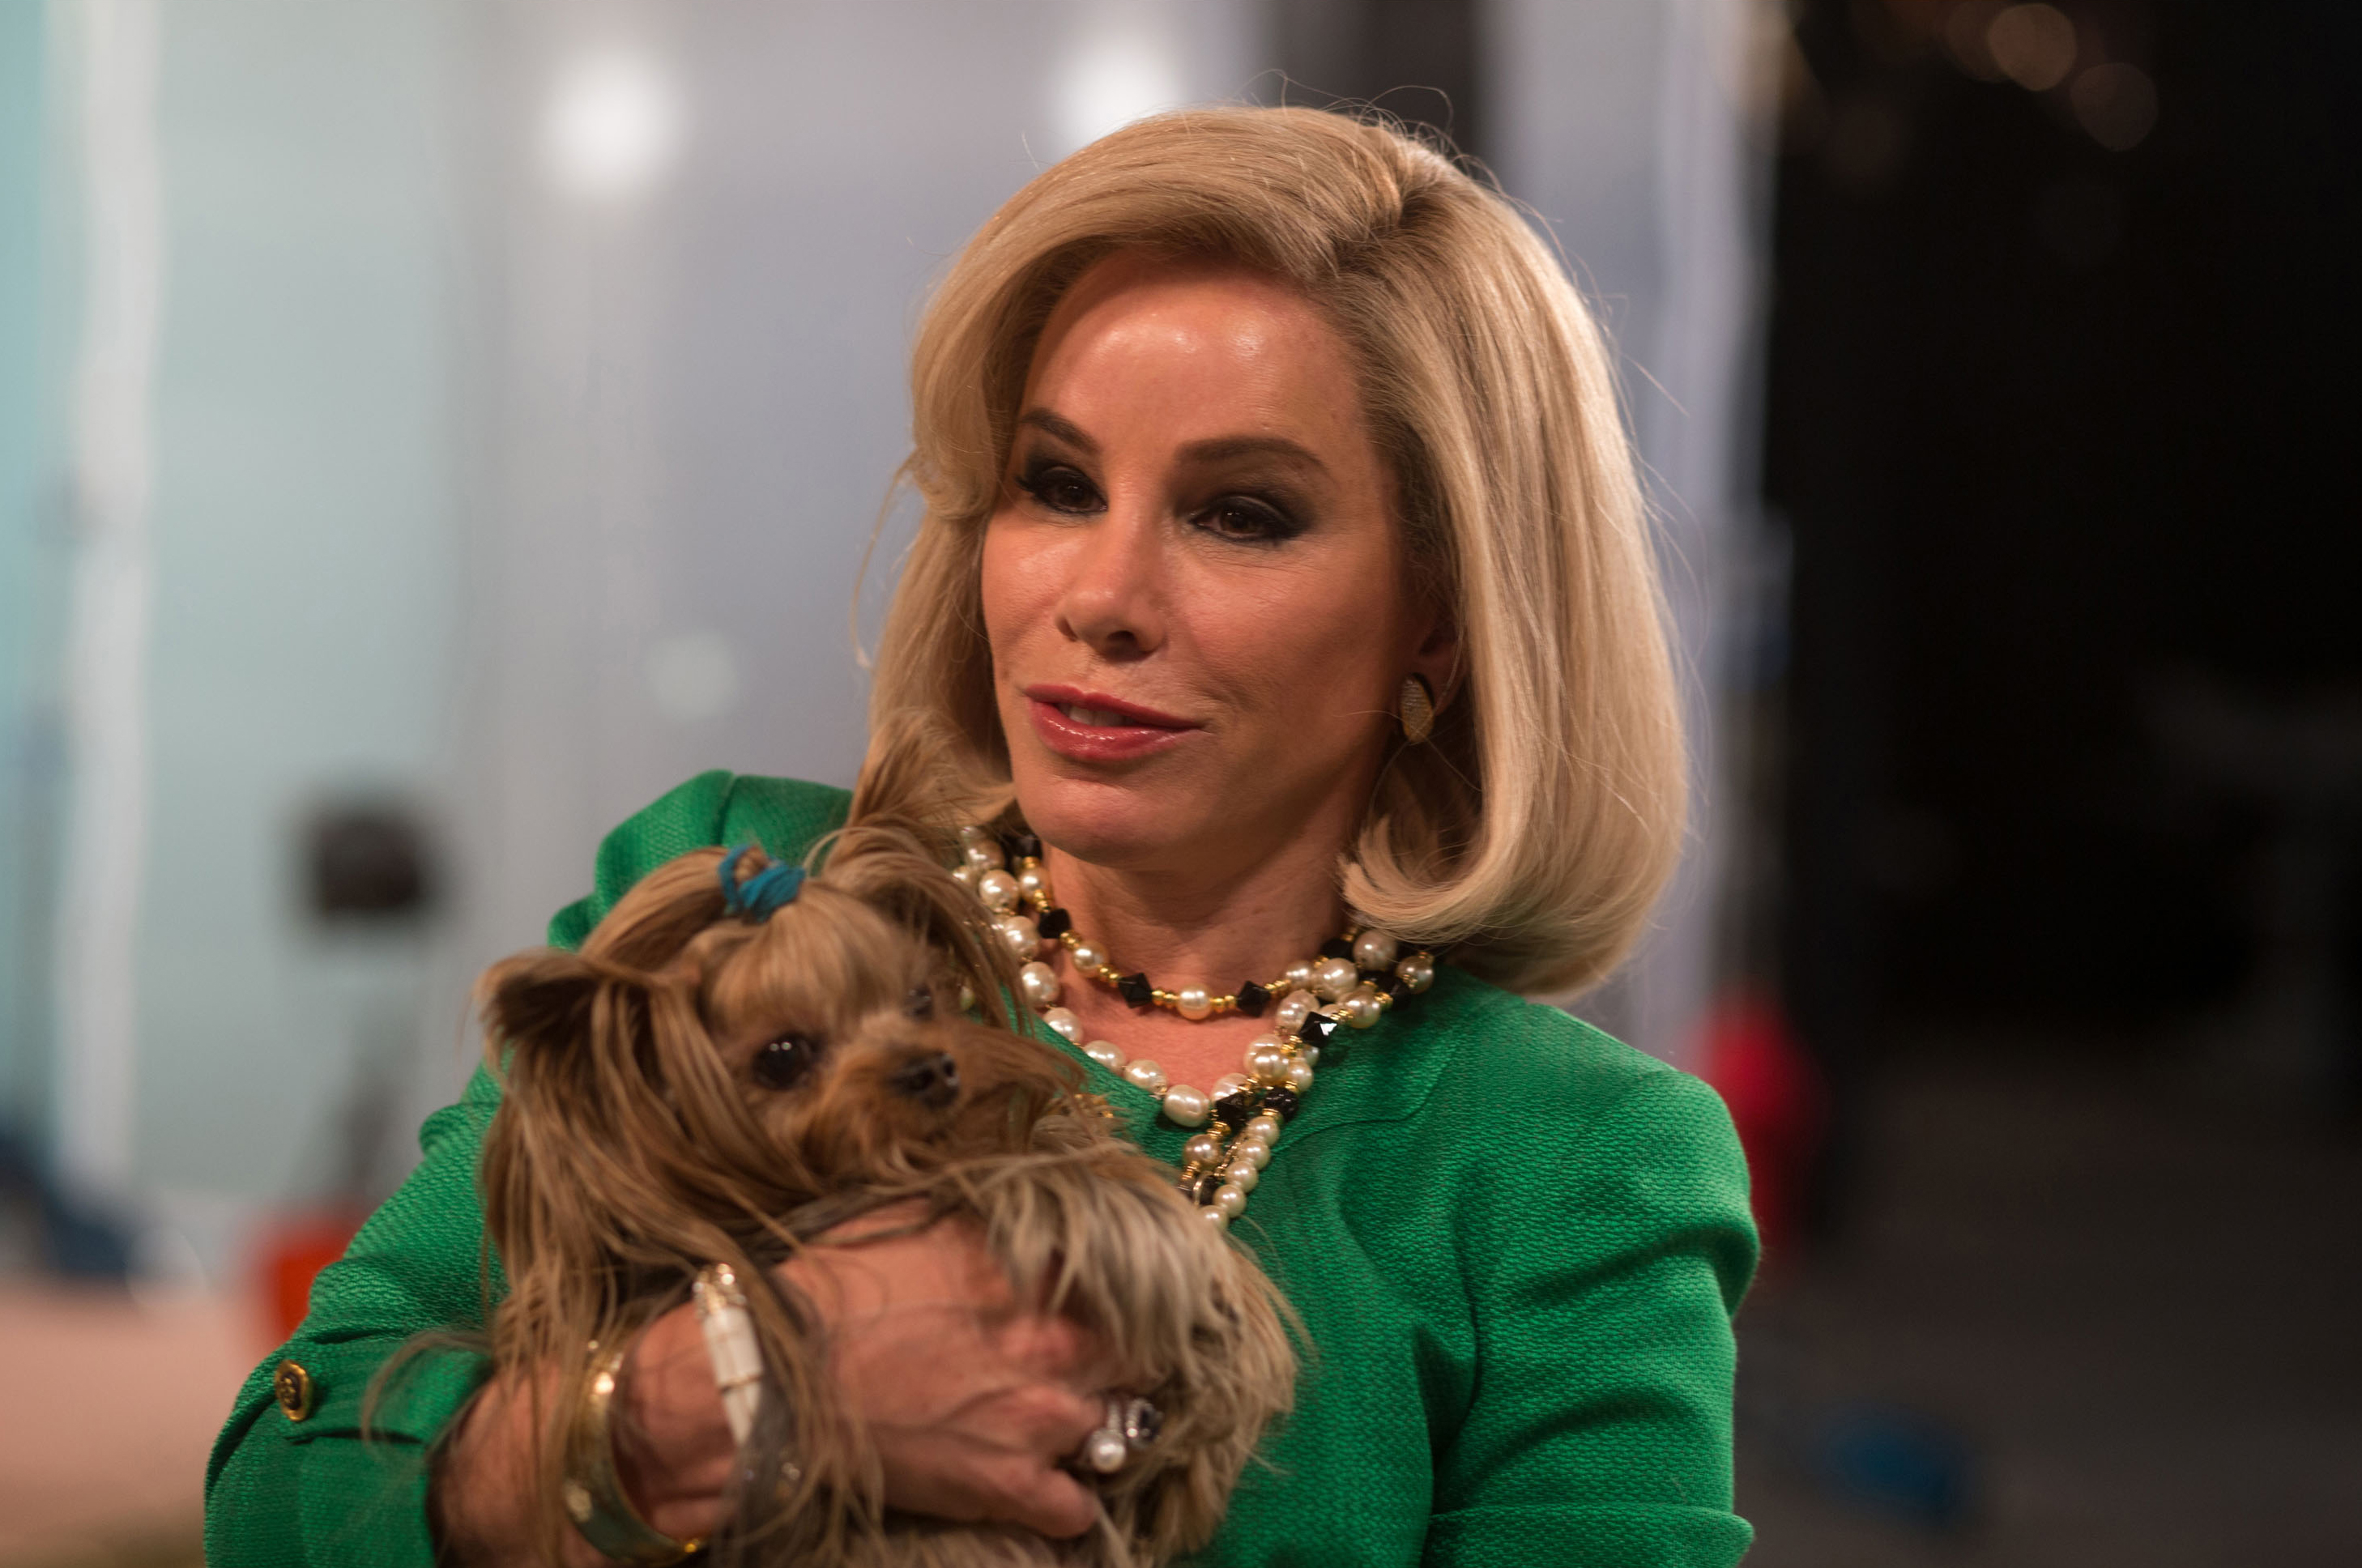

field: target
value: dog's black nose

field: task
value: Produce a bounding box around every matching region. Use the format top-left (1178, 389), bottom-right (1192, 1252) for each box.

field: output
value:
top-left (890, 1050), bottom-right (961, 1108)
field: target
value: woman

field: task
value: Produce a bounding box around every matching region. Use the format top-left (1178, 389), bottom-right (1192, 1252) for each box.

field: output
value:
top-left (207, 107), bottom-right (1754, 1566)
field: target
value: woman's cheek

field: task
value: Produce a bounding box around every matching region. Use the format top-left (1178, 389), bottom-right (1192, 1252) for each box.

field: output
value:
top-left (983, 525), bottom-right (1073, 649)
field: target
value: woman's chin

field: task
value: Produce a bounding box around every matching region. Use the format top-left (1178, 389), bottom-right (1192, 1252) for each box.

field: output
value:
top-left (1013, 769), bottom-right (1211, 867)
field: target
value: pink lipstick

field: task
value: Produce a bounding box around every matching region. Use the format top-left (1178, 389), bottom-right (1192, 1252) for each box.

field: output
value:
top-left (1022, 684), bottom-right (1197, 764)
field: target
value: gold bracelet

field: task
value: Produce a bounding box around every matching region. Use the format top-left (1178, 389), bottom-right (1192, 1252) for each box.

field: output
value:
top-left (562, 1337), bottom-right (706, 1566)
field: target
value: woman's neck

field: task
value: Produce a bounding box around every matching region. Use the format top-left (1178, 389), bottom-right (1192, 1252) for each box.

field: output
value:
top-left (1033, 824), bottom-right (1351, 1097)
top-left (1044, 842), bottom-right (1344, 994)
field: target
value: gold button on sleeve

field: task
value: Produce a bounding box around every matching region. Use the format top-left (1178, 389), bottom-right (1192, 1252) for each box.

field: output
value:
top-left (273, 1359), bottom-right (317, 1421)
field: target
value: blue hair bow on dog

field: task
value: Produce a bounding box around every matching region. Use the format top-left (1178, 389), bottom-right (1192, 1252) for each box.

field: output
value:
top-left (718, 843), bottom-right (804, 922)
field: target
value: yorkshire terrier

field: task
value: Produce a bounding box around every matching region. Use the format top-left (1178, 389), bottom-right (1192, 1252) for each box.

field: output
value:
top-left (472, 824), bottom-right (1294, 1567)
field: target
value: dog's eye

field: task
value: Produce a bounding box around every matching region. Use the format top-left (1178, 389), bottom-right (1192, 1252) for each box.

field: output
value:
top-left (752, 1033), bottom-right (822, 1091)
top-left (904, 984), bottom-right (936, 1020)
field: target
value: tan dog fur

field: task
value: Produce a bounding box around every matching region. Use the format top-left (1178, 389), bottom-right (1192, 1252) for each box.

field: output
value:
top-left (472, 826), bottom-right (1294, 1566)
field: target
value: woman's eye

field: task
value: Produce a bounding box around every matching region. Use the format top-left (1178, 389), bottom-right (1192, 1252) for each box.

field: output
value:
top-left (1196, 495), bottom-right (1300, 543)
top-left (752, 1033), bottom-right (823, 1090)
top-left (904, 984), bottom-right (936, 1020)
top-left (1019, 463), bottom-right (1102, 515)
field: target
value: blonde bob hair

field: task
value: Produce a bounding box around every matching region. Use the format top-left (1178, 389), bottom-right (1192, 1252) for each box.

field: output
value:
top-left (855, 105), bottom-right (1682, 996)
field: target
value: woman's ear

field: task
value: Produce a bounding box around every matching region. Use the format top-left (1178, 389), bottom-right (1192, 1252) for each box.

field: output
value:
top-left (479, 952), bottom-right (603, 1057)
top-left (1409, 599), bottom-right (1462, 714)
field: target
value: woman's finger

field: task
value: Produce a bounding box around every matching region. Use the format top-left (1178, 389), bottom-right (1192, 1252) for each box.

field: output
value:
top-left (873, 1377), bottom-right (1104, 1523)
top-left (992, 1382), bottom-right (1111, 1538)
top-left (990, 1306), bottom-right (1101, 1384)
top-left (991, 1459), bottom-right (1101, 1540)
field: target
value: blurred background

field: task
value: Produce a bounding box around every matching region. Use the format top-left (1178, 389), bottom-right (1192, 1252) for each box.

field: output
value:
top-left (0, 0), bottom-right (2355, 1562)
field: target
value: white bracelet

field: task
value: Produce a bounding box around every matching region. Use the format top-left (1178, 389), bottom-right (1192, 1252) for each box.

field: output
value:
top-left (690, 1262), bottom-right (764, 1448)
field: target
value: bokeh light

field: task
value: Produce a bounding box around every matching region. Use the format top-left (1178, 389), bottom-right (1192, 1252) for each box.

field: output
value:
top-left (1942, 0), bottom-right (2010, 81)
top-left (541, 46), bottom-right (684, 203)
top-left (1053, 23), bottom-right (1186, 156)
top-left (1985, 3), bottom-right (2078, 92)
top-left (2071, 61), bottom-right (2159, 151)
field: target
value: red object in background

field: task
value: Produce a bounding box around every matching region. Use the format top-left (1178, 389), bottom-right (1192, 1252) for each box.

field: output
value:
top-left (1696, 991), bottom-right (1828, 1267)
top-left (258, 1212), bottom-right (368, 1342)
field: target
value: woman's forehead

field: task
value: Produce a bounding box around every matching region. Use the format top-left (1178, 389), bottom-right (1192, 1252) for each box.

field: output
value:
top-left (1021, 256), bottom-right (1377, 477)
top-left (1035, 256), bottom-right (1347, 381)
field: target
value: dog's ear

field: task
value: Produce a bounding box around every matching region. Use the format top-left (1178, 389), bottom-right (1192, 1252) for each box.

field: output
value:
top-left (478, 950), bottom-right (609, 1059)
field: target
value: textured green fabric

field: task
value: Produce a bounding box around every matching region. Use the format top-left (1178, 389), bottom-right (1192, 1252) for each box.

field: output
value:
top-left (206, 770), bottom-right (1756, 1566)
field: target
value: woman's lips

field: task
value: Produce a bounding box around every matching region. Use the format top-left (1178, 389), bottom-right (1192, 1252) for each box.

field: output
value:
top-left (1023, 686), bottom-right (1196, 763)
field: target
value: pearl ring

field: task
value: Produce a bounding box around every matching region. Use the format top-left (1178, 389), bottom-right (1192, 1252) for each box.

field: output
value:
top-left (1081, 1395), bottom-right (1163, 1475)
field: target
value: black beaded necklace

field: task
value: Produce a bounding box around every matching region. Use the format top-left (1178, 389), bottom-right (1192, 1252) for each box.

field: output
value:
top-left (953, 824), bottom-right (1437, 1229)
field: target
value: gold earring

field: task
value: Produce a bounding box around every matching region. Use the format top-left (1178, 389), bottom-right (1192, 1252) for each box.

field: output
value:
top-left (1398, 674), bottom-right (1435, 744)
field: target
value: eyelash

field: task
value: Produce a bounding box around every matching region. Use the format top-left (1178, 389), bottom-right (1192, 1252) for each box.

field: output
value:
top-left (1018, 462), bottom-right (1102, 517)
top-left (1014, 459), bottom-right (1305, 545)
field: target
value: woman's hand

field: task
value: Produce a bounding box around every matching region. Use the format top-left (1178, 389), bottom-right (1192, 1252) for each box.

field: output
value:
top-left (434, 1208), bottom-right (1109, 1563)
top-left (778, 1207), bottom-right (1114, 1534)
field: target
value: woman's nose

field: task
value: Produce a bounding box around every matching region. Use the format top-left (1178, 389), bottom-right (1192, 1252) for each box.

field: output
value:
top-left (1054, 499), bottom-right (1166, 659)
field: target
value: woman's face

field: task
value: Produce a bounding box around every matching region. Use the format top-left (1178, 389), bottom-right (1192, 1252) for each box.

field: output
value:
top-left (979, 253), bottom-right (1447, 880)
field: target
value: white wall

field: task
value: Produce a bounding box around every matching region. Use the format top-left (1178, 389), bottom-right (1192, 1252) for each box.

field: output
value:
top-left (0, 2), bottom-right (66, 1147)
top-left (42, 0), bottom-right (1263, 1274)
top-left (1490, 0), bottom-right (1775, 1067)
top-left (41, 2), bottom-right (478, 1247)
top-left (454, 0), bottom-right (1262, 1003)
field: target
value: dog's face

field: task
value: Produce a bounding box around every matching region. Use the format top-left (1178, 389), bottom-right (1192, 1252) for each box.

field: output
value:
top-left (704, 891), bottom-right (1080, 1188)
top-left (481, 839), bottom-right (1294, 1567)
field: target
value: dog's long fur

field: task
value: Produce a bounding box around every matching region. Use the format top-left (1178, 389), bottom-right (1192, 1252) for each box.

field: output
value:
top-left (474, 825), bottom-right (1294, 1566)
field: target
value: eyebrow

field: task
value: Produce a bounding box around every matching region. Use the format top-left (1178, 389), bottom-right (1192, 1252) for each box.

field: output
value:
top-left (1016, 408), bottom-right (1098, 453)
top-left (1013, 409), bottom-right (1330, 475)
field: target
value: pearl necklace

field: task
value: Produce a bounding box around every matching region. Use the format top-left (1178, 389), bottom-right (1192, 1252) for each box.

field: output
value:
top-left (954, 825), bottom-right (1436, 1229)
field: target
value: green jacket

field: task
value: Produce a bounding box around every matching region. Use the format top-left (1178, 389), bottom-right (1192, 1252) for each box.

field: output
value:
top-left (207, 772), bottom-right (1757, 1566)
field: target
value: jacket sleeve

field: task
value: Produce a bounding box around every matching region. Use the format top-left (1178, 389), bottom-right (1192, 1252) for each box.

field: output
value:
top-left (203, 1069), bottom-right (501, 1568)
top-left (1423, 1067), bottom-right (1759, 1568)
top-left (203, 769), bottom-right (753, 1566)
